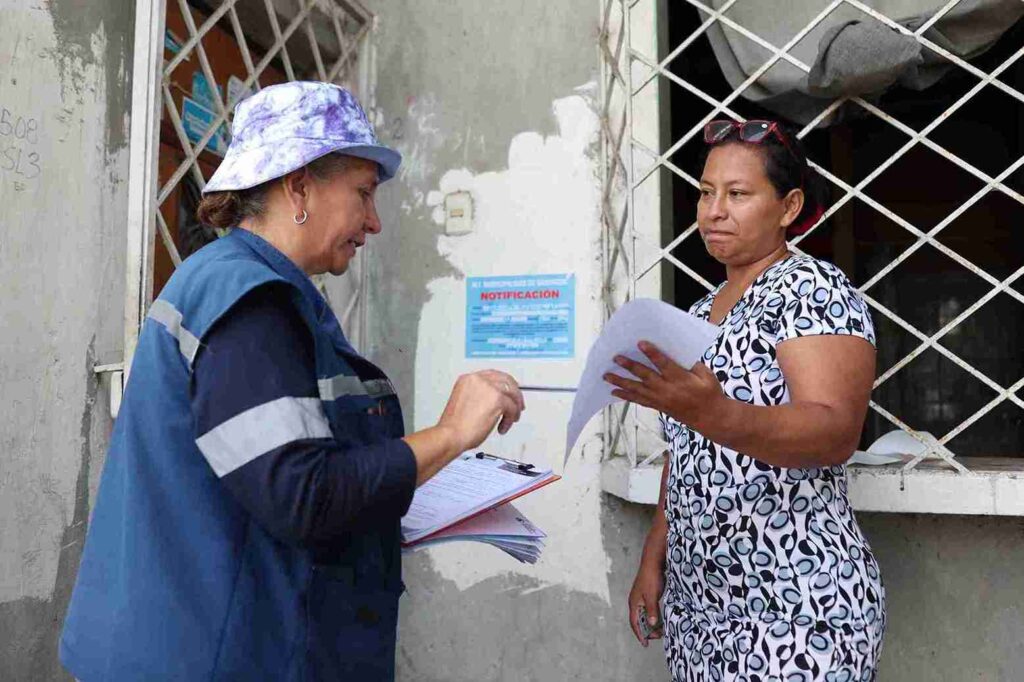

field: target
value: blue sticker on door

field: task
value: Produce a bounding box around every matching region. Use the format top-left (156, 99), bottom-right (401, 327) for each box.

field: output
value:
top-left (466, 274), bottom-right (575, 358)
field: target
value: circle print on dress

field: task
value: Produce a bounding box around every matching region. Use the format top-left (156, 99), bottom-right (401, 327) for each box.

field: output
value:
top-left (741, 482), bottom-right (763, 502)
top-left (769, 511), bottom-right (790, 530)
top-left (812, 573), bottom-right (832, 591)
top-left (795, 556), bottom-right (820, 576)
top-left (780, 586), bottom-right (802, 605)
top-left (756, 496), bottom-right (780, 517)
top-left (794, 316), bottom-right (814, 331)
top-left (792, 614), bottom-right (814, 628)
top-left (747, 653), bottom-right (766, 672)
top-left (715, 495), bottom-right (736, 513)
top-left (809, 633), bottom-right (832, 654)
top-left (732, 537), bottom-right (754, 556)
top-left (733, 386), bottom-right (754, 402)
top-left (707, 571), bottom-right (727, 588)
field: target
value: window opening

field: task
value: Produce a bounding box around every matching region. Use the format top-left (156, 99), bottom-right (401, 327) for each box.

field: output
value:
top-left (121, 0), bottom-right (373, 380)
top-left (600, 0), bottom-right (1024, 483)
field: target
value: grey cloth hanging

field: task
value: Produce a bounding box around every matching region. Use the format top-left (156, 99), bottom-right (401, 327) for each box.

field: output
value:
top-left (700, 0), bottom-right (1024, 125)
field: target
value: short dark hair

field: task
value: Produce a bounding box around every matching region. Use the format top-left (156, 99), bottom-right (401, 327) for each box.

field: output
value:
top-left (703, 121), bottom-right (826, 236)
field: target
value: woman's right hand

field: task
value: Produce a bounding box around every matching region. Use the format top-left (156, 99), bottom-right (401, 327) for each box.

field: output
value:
top-left (437, 370), bottom-right (525, 454)
top-left (628, 555), bottom-right (665, 647)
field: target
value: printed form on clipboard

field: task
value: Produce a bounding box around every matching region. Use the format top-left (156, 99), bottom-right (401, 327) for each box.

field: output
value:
top-left (401, 452), bottom-right (559, 549)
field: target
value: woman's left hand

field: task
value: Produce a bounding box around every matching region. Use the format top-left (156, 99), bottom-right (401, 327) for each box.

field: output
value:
top-left (604, 341), bottom-right (725, 429)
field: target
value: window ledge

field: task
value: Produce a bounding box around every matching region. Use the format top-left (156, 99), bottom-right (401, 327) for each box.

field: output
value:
top-left (847, 457), bottom-right (1024, 516)
top-left (601, 457), bottom-right (1024, 516)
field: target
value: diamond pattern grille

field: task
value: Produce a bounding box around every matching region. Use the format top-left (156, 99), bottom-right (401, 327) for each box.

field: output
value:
top-left (600, 0), bottom-right (1024, 473)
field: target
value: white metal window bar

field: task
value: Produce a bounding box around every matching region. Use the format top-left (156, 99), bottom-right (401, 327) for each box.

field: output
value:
top-left (110, 0), bottom-right (374, 396)
top-left (599, 0), bottom-right (1024, 490)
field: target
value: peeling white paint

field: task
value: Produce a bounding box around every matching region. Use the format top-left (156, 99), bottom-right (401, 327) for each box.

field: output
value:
top-left (411, 85), bottom-right (613, 601)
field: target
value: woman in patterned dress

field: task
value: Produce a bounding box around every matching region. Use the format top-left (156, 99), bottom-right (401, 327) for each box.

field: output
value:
top-left (609, 120), bottom-right (885, 681)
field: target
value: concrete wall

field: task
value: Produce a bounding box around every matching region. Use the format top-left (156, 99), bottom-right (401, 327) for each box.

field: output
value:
top-left (0, 1), bottom-right (132, 679)
top-left (361, 0), bottom-right (676, 679)
top-left (860, 513), bottom-right (1024, 681)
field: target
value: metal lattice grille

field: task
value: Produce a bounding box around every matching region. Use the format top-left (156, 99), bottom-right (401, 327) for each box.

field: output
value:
top-left (600, 0), bottom-right (1024, 475)
top-left (123, 0), bottom-right (373, 374)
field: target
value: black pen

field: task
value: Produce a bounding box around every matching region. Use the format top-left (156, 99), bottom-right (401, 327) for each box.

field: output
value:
top-left (518, 385), bottom-right (577, 394)
top-left (475, 452), bottom-right (535, 472)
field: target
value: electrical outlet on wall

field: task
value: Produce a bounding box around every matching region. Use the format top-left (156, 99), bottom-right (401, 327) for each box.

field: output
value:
top-left (444, 191), bottom-right (473, 235)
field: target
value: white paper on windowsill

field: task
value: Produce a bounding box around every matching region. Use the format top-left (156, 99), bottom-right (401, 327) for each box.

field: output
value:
top-left (849, 430), bottom-right (955, 466)
top-left (565, 298), bottom-right (721, 462)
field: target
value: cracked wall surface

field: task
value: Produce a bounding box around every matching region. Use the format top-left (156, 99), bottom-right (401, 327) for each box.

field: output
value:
top-left (0, 1), bottom-right (131, 678)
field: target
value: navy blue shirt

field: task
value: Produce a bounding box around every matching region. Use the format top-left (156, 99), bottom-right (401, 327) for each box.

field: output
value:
top-left (192, 283), bottom-right (417, 547)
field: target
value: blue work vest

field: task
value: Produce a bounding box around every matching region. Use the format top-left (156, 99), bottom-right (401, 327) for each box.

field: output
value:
top-left (61, 229), bottom-right (407, 681)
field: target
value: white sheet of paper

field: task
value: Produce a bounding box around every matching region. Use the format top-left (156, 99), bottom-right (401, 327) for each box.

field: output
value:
top-left (565, 298), bottom-right (721, 460)
top-left (402, 503), bottom-right (547, 564)
top-left (401, 454), bottom-right (554, 543)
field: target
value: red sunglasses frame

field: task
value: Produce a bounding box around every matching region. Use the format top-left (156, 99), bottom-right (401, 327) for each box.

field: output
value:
top-left (703, 119), bottom-right (799, 161)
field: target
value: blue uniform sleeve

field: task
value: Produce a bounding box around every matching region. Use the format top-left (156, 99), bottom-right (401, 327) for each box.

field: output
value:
top-left (190, 283), bottom-right (417, 547)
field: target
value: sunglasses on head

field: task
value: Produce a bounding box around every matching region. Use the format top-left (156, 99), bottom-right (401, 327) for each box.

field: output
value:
top-left (703, 119), bottom-right (798, 160)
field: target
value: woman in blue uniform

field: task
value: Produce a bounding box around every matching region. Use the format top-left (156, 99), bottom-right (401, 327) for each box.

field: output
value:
top-left (614, 120), bottom-right (885, 681)
top-left (61, 81), bottom-right (525, 681)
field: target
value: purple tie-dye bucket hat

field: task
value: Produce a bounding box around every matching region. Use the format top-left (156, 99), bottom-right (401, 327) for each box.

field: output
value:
top-left (204, 81), bottom-right (401, 193)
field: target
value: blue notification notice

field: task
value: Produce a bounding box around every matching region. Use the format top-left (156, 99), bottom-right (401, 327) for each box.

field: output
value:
top-left (181, 97), bottom-right (229, 157)
top-left (466, 274), bottom-right (575, 358)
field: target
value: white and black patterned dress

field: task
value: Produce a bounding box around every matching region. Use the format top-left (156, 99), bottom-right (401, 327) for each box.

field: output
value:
top-left (660, 254), bottom-right (885, 682)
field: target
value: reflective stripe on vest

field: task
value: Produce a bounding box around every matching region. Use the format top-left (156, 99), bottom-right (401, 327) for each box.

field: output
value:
top-left (318, 374), bottom-right (396, 402)
top-left (196, 396), bottom-right (332, 477)
top-left (148, 299), bottom-right (201, 365)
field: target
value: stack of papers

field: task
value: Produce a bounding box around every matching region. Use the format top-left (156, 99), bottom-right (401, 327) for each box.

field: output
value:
top-left (401, 452), bottom-right (559, 563)
top-left (402, 503), bottom-right (546, 564)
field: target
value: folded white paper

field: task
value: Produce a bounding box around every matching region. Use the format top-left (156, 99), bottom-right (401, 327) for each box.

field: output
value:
top-left (565, 298), bottom-right (720, 461)
top-left (849, 430), bottom-right (955, 466)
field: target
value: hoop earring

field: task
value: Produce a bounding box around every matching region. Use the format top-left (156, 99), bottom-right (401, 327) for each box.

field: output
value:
top-left (293, 210), bottom-right (308, 225)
